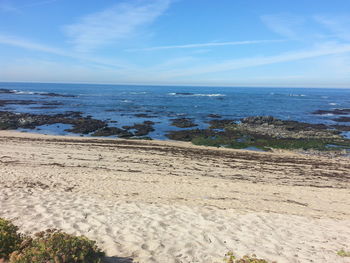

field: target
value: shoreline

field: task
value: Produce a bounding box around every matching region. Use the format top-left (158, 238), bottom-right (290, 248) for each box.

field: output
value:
top-left (1, 130), bottom-right (350, 262)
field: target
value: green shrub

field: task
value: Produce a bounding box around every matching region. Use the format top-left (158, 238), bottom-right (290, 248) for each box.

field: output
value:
top-left (0, 218), bottom-right (23, 259)
top-left (224, 251), bottom-right (271, 263)
top-left (9, 229), bottom-right (104, 263)
top-left (337, 249), bottom-right (350, 257)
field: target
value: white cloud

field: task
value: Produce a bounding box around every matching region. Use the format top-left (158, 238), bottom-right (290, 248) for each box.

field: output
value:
top-left (0, 34), bottom-right (131, 69)
top-left (0, 34), bottom-right (67, 54)
top-left (159, 43), bottom-right (350, 78)
top-left (126, 39), bottom-right (285, 52)
top-left (314, 15), bottom-right (350, 41)
top-left (261, 14), bottom-right (306, 39)
top-left (63, 0), bottom-right (172, 52)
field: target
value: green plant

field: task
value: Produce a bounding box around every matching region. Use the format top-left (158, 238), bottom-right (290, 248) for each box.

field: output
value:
top-left (224, 251), bottom-right (270, 263)
top-left (337, 249), bottom-right (350, 257)
top-left (10, 229), bottom-right (104, 263)
top-left (0, 218), bottom-right (23, 259)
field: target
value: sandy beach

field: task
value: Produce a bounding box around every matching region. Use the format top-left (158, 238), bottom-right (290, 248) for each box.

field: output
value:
top-left (0, 130), bottom-right (349, 263)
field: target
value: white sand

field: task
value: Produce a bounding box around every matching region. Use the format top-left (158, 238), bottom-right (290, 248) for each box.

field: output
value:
top-left (0, 131), bottom-right (349, 263)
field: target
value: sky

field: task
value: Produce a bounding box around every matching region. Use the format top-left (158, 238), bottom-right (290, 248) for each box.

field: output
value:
top-left (1, 0), bottom-right (350, 87)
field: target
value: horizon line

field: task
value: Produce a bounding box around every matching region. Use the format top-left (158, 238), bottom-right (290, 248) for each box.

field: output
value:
top-left (1, 80), bottom-right (349, 89)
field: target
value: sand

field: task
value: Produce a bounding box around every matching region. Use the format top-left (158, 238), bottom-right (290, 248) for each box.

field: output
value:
top-left (0, 130), bottom-right (349, 263)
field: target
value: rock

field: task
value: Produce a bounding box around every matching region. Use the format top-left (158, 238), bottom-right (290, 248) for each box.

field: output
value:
top-left (241, 116), bottom-right (277, 125)
top-left (0, 89), bottom-right (15, 94)
top-left (134, 113), bottom-right (157, 118)
top-left (91, 127), bottom-right (133, 137)
top-left (208, 119), bottom-right (235, 129)
top-left (207, 114), bottom-right (222, 118)
top-left (0, 111), bottom-right (107, 134)
top-left (332, 125), bottom-right (350, 131)
top-left (332, 117), bottom-right (350, 122)
top-left (166, 129), bottom-right (215, 141)
top-left (170, 118), bottom-right (198, 128)
top-left (41, 92), bottom-right (76, 98)
top-left (312, 109), bottom-right (350, 115)
top-left (122, 121), bottom-right (155, 136)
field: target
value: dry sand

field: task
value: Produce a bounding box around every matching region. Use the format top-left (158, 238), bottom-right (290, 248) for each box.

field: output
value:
top-left (0, 130), bottom-right (349, 263)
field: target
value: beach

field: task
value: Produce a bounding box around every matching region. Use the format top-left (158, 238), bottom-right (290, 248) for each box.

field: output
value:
top-left (0, 130), bottom-right (349, 262)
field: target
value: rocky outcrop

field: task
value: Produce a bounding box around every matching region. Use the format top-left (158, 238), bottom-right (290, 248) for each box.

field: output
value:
top-left (170, 118), bottom-right (197, 128)
top-left (312, 109), bottom-right (350, 115)
top-left (122, 121), bottom-right (155, 136)
top-left (0, 111), bottom-right (106, 134)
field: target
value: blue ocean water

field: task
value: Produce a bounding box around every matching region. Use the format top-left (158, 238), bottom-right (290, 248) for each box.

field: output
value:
top-left (1, 82), bottom-right (350, 139)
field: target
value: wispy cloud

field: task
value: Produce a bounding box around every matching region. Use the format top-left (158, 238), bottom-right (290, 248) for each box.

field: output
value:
top-left (261, 13), bottom-right (350, 43)
top-left (126, 39), bottom-right (285, 52)
top-left (0, 0), bottom-right (58, 12)
top-left (314, 15), bottom-right (350, 41)
top-left (0, 34), bottom-right (131, 69)
top-left (261, 14), bottom-right (306, 39)
top-left (0, 34), bottom-right (66, 55)
top-left (159, 43), bottom-right (350, 78)
top-left (63, 0), bottom-right (172, 52)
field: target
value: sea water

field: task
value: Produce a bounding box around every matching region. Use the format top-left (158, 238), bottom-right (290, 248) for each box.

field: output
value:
top-left (0, 82), bottom-right (349, 139)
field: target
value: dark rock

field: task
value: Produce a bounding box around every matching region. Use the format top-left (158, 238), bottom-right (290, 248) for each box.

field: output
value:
top-left (0, 111), bottom-right (106, 134)
top-left (42, 101), bottom-right (64, 106)
top-left (312, 109), bottom-right (350, 115)
top-left (0, 89), bottom-right (15, 94)
top-left (122, 121), bottom-right (155, 136)
top-left (64, 119), bottom-right (106, 134)
top-left (207, 114), bottom-right (222, 118)
top-left (332, 125), bottom-right (350, 131)
top-left (170, 118), bottom-right (197, 128)
top-left (134, 113), bottom-right (157, 118)
top-left (91, 127), bottom-right (133, 137)
top-left (0, 100), bottom-right (63, 107)
top-left (332, 117), bottom-right (350, 122)
top-left (0, 100), bottom-right (39, 107)
top-left (166, 129), bottom-right (214, 141)
top-left (29, 106), bottom-right (59, 110)
top-left (208, 119), bottom-right (235, 129)
top-left (241, 116), bottom-right (278, 125)
top-left (42, 92), bottom-right (76, 98)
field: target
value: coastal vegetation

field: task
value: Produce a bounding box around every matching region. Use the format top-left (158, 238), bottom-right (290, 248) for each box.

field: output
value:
top-left (337, 249), bottom-right (350, 257)
top-left (0, 218), bottom-right (104, 263)
top-left (167, 116), bottom-right (350, 152)
top-left (0, 218), bottom-right (22, 260)
top-left (223, 252), bottom-right (270, 263)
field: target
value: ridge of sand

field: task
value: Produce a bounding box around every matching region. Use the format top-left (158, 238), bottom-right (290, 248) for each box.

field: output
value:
top-left (0, 131), bottom-right (349, 263)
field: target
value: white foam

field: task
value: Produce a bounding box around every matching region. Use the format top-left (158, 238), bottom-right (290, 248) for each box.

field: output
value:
top-left (193, 93), bottom-right (225, 97)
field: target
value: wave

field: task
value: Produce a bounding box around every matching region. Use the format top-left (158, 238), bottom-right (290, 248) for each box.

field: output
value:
top-left (288, 94), bottom-right (306, 97)
top-left (11, 90), bottom-right (75, 97)
top-left (329, 103), bottom-right (338, 106)
top-left (130, 92), bottom-right (147, 95)
top-left (13, 90), bottom-right (36, 95)
top-left (193, 93), bottom-right (225, 97)
top-left (168, 92), bottom-right (225, 97)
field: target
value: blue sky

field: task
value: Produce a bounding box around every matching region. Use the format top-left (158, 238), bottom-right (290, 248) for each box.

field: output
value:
top-left (1, 0), bottom-right (350, 87)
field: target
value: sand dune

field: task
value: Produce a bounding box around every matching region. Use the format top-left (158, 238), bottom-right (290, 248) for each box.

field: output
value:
top-left (0, 131), bottom-right (349, 262)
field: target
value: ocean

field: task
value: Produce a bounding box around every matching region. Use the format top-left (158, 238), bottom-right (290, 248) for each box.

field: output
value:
top-left (1, 82), bottom-right (350, 139)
